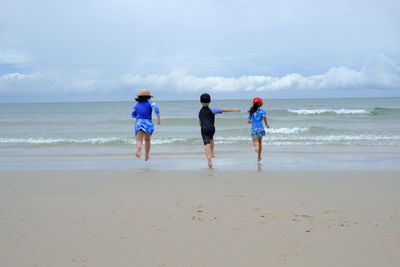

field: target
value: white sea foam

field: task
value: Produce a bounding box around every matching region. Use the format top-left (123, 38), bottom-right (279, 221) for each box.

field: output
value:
top-left (266, 127), bottom-right (309, 134)
top-left (214, 136), bottom-right (251, 144)
top-left (267, 135), bottom-right (400, 141)
top-left (288, 109), bottom-right (369, 115)
top-left (212, 134), bottom-right (400, 144)
top-left (151, 138), bottom-right (186, 144)
top-left (0, 137), bottom-right (186, 145)
top-left (0, 137), bottom-right (131, 144)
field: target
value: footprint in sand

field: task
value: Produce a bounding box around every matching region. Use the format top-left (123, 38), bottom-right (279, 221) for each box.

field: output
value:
top-left (292, 214), bottom-right (313, 222)
top-left (225, 194), bottom-right (246, 200)
top-left (191, 205), bottom-right (205, 221)
top-left (191, 205), bottom-right (217, 222)
top-left (322, 209), bottom-right (342, 214)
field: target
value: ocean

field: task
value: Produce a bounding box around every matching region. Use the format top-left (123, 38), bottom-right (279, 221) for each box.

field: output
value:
top-left (1, 97), bottom-right (400, 170)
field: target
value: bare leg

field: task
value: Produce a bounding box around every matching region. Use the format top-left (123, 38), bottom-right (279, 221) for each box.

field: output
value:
top-left (204, 144), bottom-right (213, 168)
top-left (252, 138), bottom-right (259, 153)
top-left (135, 131), bottom-right (145, 158)
top-left (144, 134), bottom-right (151, 161)
top-left (210, 139), bottom-right (215, 158)
top-left (257, 138), bottom-right (262, 161)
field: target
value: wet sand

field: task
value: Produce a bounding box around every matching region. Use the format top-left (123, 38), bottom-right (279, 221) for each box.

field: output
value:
top-left (1, 169), bottom-right (399, 266)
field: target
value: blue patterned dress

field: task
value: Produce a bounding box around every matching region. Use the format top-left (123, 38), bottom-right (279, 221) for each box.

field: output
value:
top-left (132, 101), bottom-right (160, 136)
top-left (248, 108), bottom-right (267, 139)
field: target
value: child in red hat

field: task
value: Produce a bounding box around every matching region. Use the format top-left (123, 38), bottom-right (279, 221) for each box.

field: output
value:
top-left (248, 97), bottom-right (270, 161)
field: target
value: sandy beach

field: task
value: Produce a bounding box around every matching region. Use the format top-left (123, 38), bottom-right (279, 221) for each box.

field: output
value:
top-left (1, 169), bottom-right (399, 267)
top-left (2, 0), bottom-right (400, 265)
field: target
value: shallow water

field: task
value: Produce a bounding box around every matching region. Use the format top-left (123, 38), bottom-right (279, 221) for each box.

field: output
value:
top-left (1, 97), bottom-right (400, 170)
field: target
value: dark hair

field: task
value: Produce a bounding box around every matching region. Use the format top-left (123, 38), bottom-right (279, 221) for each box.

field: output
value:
top-left (135, 95), bottom-right (151, 102)
top-left (200, 93), bottom-right (211, 104)
top-left (248, 103), bottom-right (260, 114)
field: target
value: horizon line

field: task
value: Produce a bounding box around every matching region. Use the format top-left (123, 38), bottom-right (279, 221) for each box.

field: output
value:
top-left (1, 95), bottom-right (399, 104)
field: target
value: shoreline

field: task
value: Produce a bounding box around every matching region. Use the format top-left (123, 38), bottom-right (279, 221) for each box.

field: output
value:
top-left (2, 148), bottom-right (400, 171)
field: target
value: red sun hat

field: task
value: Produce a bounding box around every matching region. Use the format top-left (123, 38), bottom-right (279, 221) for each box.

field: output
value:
top-left (253, 97), bottom-right (263, 105)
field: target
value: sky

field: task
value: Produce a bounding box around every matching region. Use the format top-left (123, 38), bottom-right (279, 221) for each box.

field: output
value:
top-left (0, 0), bottom-right (399, 102)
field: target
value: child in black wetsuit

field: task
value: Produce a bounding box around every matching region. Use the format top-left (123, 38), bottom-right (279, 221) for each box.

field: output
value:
top-left (198, 93), bottom-right (240, 168)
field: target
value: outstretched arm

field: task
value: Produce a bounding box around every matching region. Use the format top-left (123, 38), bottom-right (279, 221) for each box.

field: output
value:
top-left (221, 109), bottom-right (240, 113)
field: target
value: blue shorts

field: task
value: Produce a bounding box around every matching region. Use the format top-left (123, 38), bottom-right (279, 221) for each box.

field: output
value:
top-left (134, 119), bottom-right (155, 136)
top-left (251, 128), bottom-right (265, 139)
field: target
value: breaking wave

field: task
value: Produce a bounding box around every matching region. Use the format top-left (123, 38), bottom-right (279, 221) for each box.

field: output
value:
top-left (288, 109), bottom-right (369, 115)
top-left (0, 137), bottom-right (185, 145)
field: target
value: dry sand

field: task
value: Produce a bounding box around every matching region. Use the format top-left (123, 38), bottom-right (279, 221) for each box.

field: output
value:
top-left (1, 169), bottom-right (400, 267)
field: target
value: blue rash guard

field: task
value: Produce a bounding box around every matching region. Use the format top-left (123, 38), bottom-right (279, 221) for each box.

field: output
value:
top-left (132, 101), bottom-right (160, 135)
top-left (248, 108), bottom-right (267, 139)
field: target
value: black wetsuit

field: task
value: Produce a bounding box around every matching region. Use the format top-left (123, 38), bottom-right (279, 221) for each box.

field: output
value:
top-left (198, 106), bottom-right (215, 145)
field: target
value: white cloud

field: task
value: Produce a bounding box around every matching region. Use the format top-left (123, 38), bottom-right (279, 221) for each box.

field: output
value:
top-left (0, 54), bottom-right (399, 101)
top-left (122, 54), bottom-right (400, 93)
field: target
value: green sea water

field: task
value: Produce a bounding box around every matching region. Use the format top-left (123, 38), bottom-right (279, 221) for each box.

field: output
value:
top-left (1, 97), bottom-right (400, 170)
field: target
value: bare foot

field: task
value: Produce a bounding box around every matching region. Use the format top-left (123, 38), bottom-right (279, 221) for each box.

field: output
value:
top-left (145, 154), bottom-right (150, 161)
top-left (258, 156), bottom-right (262, 162)
top-left (207, 155), bottom-right (213, 168)
top-left (135, 150), bottom-right (141, 158)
